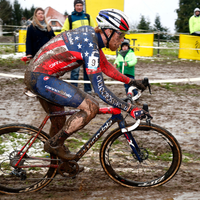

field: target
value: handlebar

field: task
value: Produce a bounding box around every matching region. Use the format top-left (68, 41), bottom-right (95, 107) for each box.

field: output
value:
top-left (122, 77), bottom-right (153, 129)
top-left (126, 77), bottom-right (151, 103)
top-left (121, 119), bottom-right (140, 133)
top-left (127, 86), bottom-right (141, 102)
top-left (121, 103), bottom-right (152, 133)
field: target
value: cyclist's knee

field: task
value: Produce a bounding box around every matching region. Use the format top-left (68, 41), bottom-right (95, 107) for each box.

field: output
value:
top-left (87, 100), bottom-right (99, 119)
top-left (79, 95), bottom-right (99, 119)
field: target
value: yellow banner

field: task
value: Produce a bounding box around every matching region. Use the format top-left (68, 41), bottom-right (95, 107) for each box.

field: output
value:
top-left (18, 31), bottom-right (154, 57)
top-left (102, 33), bottom-right (154, 57)
top-left (85, 0), bottom-right (124, 26)
top-left (18, 31), bottom-right (61, 52)
top-left (54, 32), bottom-right (61, 36)
top-left (179, 34), bottom-right (200, 61)
top-left (18, 29), bottom-right (26, 52)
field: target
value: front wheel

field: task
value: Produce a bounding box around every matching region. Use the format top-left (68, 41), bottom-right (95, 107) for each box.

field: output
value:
top-left (100, 122), bottom-right (182, 188)
top-left (0, 124), bottom-right (58, 194)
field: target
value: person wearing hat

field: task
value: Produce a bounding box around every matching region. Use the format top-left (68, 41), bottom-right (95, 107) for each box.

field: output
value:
top-left (189, 8), bottom-right (200, 36)
top-left (114, 39), bottom-right (138, 95)
top-left (61, 0), bottom-right (96, 95)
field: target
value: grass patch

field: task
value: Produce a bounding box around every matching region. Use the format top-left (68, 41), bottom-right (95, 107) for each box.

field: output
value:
top-left (0, 145), bottom-right (6, 154)
top-left (28, 167), bottom-right (42, 171)
top-left (112, 139), bottom-right (123, 145)
top-left (148, 151), bottom-right (172, 161)
top-left (182, 152), bottom-right (196, 158)
top-left (66, 138), bottom-right (85, 151)
top-left (0, 45), bottom-right (15, 54)
top-left (183, 157), bottom-right (190, 163)
top-left (0, 78), bottom-right (24, 87)
top-left (0, 57), bottom-right (26, 70)
top-left (92, 139), bottom-right (102, 151)
top-left (0, 162), bottom-right (11, 170)
top-left (9, 132), bottom-right (26, 139)
top-left (77, 132), bottom-right (90, 140)
top-left (153, 41), bottom-right (179, 57)
top-left (182, 151), bottom-right (200, 162)
top-left (152, 83), bottom-right (200, 95)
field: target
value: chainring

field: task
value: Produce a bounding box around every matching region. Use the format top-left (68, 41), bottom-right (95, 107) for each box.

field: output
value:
top-left (57, 160), bottom-right (79, 178)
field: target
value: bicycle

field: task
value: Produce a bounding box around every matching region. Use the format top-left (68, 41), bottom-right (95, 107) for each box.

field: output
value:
top-left (0, 78), bottom-right (182, 194)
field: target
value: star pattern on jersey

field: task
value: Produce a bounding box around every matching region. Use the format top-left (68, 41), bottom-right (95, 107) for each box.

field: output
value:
top-left (75, 36), bottom-right (79, 40)
top-left (84, 38), bottom-right (89, 42)
top-left (85, 51), bottom-right (89, 57)
top-left (89, 42), bottom-right (93, 47)
top-left (77, 43), bottom-right (82, 49)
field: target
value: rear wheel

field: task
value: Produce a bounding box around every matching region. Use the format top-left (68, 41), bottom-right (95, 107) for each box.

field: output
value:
top-left (0, 124), bottom-right (58, 194)
top-left (100, 123), bottom-right (182, 188)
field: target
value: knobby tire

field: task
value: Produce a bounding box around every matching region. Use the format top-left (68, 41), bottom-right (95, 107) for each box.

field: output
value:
top-left (100, 122), bottom-right (182, 188)
top-left (0, 124), bottom-right (58, 194)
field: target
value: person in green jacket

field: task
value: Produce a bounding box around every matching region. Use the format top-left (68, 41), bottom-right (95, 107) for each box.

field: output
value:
top-left (61, 0), bottom-right (96, 94)
top-left (114, 39), bottom-right (138, 95)
top-left (189, 8), bottom-right (200, 36)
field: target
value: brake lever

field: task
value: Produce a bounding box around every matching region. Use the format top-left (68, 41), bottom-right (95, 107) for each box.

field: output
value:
top-left (147, 84), bottom-right (151, 94)
top-left (142, 77), bottom-right (151, 94)
top-left (143, 103), bottom-right (152, 125)
top-left (146, 117), bottom-right (152, 126)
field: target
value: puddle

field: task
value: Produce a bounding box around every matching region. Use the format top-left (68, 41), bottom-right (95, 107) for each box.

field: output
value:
top-left (174, 192), bottom-right (200, 200)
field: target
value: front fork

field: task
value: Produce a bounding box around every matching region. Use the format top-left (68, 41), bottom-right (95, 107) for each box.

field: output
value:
top-left (118, 117), bottom-right (143, 162)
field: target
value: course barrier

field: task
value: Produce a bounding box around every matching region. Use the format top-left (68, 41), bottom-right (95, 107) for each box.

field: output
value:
top-left (179, 34), bottom-right (200, 61)
top-left (17, 30), bottom-right (154, 57)
top-left (18, 30), bottom-right (26, 52)
top-left (0, 73), bottom-right (199, 85)
top-left (1, 27), bottom-right (200, 61)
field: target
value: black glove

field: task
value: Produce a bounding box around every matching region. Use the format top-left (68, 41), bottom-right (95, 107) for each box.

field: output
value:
top-left (128, 79), bottom-right (146, 92)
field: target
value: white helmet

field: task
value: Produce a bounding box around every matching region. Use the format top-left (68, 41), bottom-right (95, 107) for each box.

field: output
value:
top-left (96, 9), bottom-right (130, 33)
top-left (194, 8), bottom-right (200, 16)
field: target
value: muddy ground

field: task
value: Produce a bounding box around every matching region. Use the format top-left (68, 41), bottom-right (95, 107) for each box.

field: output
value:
top-left (0, 55), bottom-right (200, 199)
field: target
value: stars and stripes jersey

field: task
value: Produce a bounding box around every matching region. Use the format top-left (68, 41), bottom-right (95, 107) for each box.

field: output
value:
top-left (26, 26), bottom-right (132, 112)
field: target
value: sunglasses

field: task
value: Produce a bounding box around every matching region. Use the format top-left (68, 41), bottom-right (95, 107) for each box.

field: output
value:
top-left (116, 31), bottom-right (126, 38)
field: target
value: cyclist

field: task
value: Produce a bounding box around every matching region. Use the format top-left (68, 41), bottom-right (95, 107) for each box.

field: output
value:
top-left (24, 9), bottom-right (148, 163)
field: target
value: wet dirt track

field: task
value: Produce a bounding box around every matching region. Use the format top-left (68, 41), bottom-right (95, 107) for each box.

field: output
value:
top-left (0, 58), bottom-right (200, 199)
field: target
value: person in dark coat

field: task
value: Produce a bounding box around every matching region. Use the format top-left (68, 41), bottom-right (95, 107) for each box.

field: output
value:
top-left (26, 7), bottom-right (55, 58)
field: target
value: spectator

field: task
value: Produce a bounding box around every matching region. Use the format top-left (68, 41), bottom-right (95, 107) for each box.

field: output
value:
top-left (114, 39), bottom-right (138, 95)
top-left (61, 0), bottom-right (96, 95)
top-left (25, 19), bottom-right (32, 26)
top-left (21, 17), bottom-right (27, 26)
top-left (20, 17), bottom-right (28, 30)
top-left (189, 8), bottom-right (200, 36)
top-left (26, 7), bottom-right (55, 58)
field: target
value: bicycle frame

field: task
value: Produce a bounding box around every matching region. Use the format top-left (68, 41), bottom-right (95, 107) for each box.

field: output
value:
top-left (15, 106), bottom-right (142, 169)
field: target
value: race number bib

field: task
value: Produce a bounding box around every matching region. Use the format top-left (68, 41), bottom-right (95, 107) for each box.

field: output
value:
top-left (88, 56), bottom-right (98, 70)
